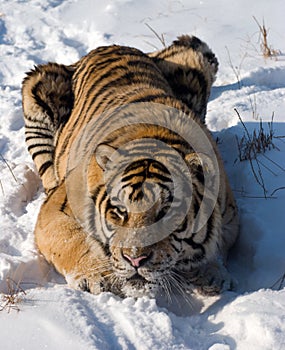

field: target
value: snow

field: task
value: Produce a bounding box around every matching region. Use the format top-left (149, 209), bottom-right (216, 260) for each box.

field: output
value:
top-left (1, 0), bottom-right (285, 349)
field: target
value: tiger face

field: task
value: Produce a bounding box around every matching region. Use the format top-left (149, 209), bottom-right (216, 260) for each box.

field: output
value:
top-left (82, 125), bottom-right (221, 298)
top-left (95, 154), bottom-right (180, 297)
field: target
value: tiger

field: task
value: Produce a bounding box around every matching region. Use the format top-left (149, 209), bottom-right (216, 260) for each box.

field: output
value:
top-left (22, 35), bottom-right (239, 299)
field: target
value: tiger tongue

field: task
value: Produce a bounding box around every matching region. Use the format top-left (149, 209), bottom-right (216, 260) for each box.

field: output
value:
top-left (123, 254), bottom-right (149, 267)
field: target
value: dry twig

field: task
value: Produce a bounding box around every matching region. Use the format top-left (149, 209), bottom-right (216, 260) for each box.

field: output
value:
top-left (235, 109), bottom-right (275, 197)
top-left (0, 153), bottom-right (18, 184)
top-left (235, 110), bottom-right (285, 198)
top-left (0, 278), bottom-right (27, 313)
top-left (270, 273), bottom-right (285, 290)
top-left (145, 23), bottom-right (166, 48)
top-left (253, 16), bottom-right (280, 58)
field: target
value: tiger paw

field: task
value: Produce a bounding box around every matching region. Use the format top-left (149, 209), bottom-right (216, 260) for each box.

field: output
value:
top-left (65, 273), bottom-right (106, 294)
top-left (197, 275), bottom-right (236, 296)
top-left (190, 260), bottom-right (236, 296)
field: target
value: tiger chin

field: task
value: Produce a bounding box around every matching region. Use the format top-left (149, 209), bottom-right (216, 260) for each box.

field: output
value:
top-left (22, 35), bottom-right (239, 301)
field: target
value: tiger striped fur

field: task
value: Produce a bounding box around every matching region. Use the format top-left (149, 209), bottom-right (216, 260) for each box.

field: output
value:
top-left (22, 35), bottom-right (238, 299)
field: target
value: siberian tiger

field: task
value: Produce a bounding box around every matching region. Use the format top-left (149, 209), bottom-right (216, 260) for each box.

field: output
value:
top-left (22, 35), bottom-right (239, 299)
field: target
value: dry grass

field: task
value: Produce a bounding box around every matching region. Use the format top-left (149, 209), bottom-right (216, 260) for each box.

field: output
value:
top-left (236, 111), bottom-right (276, 162)
top-left (271, 273), bottom-right (285, 290)
top-left (0, 152), bottom-right (30, 197)
top-left (0, 152), bottom-right (20, 196)
top-left (0, 278), bottom-right (27, 313)
top-left (0, 153), bottom-right (18, 184)
top-left (253, 17), bottom-right (280, 59)
top-left (144, 23), bottom-right (167, 49)
top-left (234, 109), bottom-right (285, 197)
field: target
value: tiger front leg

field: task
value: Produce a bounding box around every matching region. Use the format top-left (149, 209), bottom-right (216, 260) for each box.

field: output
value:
top-left (35, 182), bottom-right (112, 294)
top-left (187, 259), bottom-right (236, 296)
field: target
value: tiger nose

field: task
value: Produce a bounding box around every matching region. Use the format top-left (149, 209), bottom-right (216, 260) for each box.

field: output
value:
top-left (123, 253), bottom-right (149, 267)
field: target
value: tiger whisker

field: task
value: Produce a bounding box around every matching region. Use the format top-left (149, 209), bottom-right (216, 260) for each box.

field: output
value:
top-left (168, 270), bottom-right (195, 309)
top-left (160, 275), bottom-right (173, 304)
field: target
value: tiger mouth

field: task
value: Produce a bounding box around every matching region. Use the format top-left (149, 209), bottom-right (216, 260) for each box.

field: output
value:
top-left (126, 273), bottom-right (147, 282)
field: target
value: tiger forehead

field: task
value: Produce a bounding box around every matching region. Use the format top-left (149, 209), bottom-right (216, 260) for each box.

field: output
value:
top-left (115, 159), bottom-right (173, 206)
top-left (122, 159), bottom-right (171, 177)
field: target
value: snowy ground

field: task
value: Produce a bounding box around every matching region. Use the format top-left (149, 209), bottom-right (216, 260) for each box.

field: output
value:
top-left (1, 0), bottom-right (285, 349)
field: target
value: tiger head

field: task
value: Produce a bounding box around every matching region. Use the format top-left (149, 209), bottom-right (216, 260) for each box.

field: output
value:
top-left (83, 130), bottom-right (220, 298)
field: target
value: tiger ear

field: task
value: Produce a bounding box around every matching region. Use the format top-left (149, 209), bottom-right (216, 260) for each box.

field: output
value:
top-left (184, 152), bottom-right (214, 174)
top-left (95, 144), bottom-right (116, 170)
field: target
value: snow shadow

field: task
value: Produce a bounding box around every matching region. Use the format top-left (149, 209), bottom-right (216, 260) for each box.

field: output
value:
top-left (59, 289), bottom-right (238, 350)
top-left (0, 17), bottom-right (7, 44)
top-left (217, 122), bottom-right (285, 293)
top-left (211, 66), bottom-right (285, 100)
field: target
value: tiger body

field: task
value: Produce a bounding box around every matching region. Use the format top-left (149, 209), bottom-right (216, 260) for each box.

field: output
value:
top-left (22, 36), bottom-right (238, 298)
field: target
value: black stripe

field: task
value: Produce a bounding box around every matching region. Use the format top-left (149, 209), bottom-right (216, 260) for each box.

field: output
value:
top-left (82, 67), bottom-right (167, 118)
top-left (59, 67), bottom-right (130, 157)
top-left (26, 134), bottom-right (53, 142)
top-left (38, 160), bottom-right (53, 176)
top-left (170, 242), bottom-right (181, 254)
top-left (80, 85), bottom-right (118, 118)
top-left (191, 191), bottom-right (202, 219)
top-left (124, 93), bottom-right (169, 104)
top-left (172, 233), bottom-right (182, 242)
top-left (148, 172), bottom-right (171, 182)
top-left (122, 149), bottom-right (178, 166)
top-left (60, 196), bottom-right (68, 212)
top-left (122, 172), bottom-right (145, 183)
top-left (121, 181), bottom-right (142, 191)
top-left (91, 185), bottom-right (104, 202)
top-left (56, 60), bottom-right (129, 163)
top-left (121, 159), bottom-right (173, 183)
top-left (183, 236), bottom-right (205, 255)
top-left (87, 89), bottom-right (170, 121)
top-left (74, 57), bottom-right (123, 100)
top-left (175, 218), bottom-right (188, 233)
top-left (71, 48), bottom-right (109, 82)
top-left (27, 143), bottom-right (53, 152)
top-left (156, 136), bottom-right (189, 149)
top-left (72, 49), bottom-right (121, 81)
top-left (97, 188), bottom-right (108, 209)
top-left (25, 125), bottom-right (52, 132)
top-left (31, 83), bottom-right (54, 122)
top-left (121, 170), bottom-right (171, 185)
top-left (103, 200), bottom-right (115, 233)
top-left (123, 159), bottom-right (148, 173)
top-left (128, 58), bottom-right (162, 73)
top-left (86, 82), bottom-right (161, 119)
top-left (191, 250), bottom-right (205, 263)
top-left (94, 45), bottom-right (145, 59)
top-left (78, 64), bottom-right (128, 104)
top-left (31, 150), bottom-right (52, 160)
top-left (128, 185), bottom-right (141, 201)
top-left (25, 129), bottom-right (53, 136)
top-left (131, 189), bottom-right (144, 202)
top-left (192, 183), bottom-right (204, 202)
top-left (54, 129), bottom-right (76, 171)
top-left (158, 183), bottom-right (173, 196)
top-left (203, 214), bottom-right (214, 244)
top-left (150, 161), bottom-right (171, 175)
